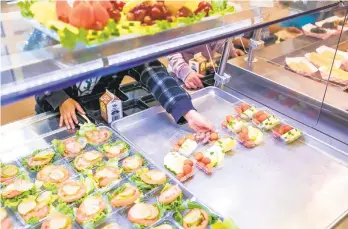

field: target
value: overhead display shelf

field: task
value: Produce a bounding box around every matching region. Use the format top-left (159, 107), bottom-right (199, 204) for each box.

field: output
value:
top-left (0, 1), bottom-right (339, 105)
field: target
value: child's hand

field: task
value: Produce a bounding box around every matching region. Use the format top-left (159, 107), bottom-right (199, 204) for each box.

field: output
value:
top-left (184, 110), bottom-right (215, 132)
top-left (59, 98), bottom-right (85, 129)
top-left (231, 49), bottom-right (245, 57)
top-left (184, 72), bottom-right (205, 89)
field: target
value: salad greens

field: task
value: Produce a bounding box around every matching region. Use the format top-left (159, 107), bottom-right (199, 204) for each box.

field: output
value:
top-left (173, 200), bottom-right (219, 226)
top-left (17, 0), bottom-right (35, 18)
top-left (52, 139), bottom-right (65, 156)
top-left (77, 123), bottom-right (97, 137)
top-left (158, 184), bottom-right (184, 211)
top-left (56, 202), bottom-right (75, 219)
top-left (99, 140), bottom-right (130, 157)
top-left (129, 170), bottom-right (154, 193)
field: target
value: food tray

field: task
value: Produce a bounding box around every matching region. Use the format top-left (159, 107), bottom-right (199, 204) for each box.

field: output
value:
top-left (271, 121), bottom-right (303, 144)
top-left (0, 124), bottom-right (222, 228)
top-left (113, 86), bottom-right (348, 229)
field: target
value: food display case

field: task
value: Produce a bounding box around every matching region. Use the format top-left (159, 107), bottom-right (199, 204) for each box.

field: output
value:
top-left (1, 1), bottom-right (348, 229)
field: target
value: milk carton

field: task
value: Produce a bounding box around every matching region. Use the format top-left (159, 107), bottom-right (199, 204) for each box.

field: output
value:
top-left (99, 90), bottom-right (123, 123)
top-left (189, 52), bottom-right (207, 75)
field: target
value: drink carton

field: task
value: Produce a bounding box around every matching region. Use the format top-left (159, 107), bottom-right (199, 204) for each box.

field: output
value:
top-left (189, 52), bottom-right (207, 75)
top-left (99, 90), bottom-right (123, 123)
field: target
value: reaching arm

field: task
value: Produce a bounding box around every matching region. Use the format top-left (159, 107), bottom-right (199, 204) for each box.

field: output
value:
top-left (167, 53), bottom-right (193, 82)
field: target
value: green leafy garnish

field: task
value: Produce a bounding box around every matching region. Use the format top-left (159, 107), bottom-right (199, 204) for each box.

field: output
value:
top-left (107, 183), bottom-right (127, 201)
top-left (26, 216), bottom-right (39, 225)
top-left (99, 141), bottom-right (130, 157)
top-left (42, 182), bottom-right (58, 194)
top-left (129, 174), bottom-right (154, 193)
top-left (77, 123), bottom-right (97, 137)
top-left (17, 0), bottom-right (35, 18)
top-left (56, 202), bottom-right (75, 219)
top-left (52, 139), bottom-right (65, 156)
top-left (186, 201), bottom-right (219, 225)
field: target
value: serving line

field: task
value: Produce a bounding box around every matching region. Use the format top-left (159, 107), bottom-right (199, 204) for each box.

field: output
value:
top-left (112, 87), bottom-right (348, 229)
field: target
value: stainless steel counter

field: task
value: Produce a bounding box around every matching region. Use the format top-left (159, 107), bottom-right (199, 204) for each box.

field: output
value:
top-left (112, 87), bottom-right (348, 229)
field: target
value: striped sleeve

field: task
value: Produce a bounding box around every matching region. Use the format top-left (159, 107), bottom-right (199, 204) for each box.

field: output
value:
top-left (128, 60), bottom-right (195, 122)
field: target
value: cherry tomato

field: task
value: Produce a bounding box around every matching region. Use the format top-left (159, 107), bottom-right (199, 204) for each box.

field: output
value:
top-left (183, 165), bottom-right (192, 175)
top-left (184, 160), bottom-right (194, 167)
top-left (226, 115), bottom-right (234, 123)
top-left (194, 152), bottom-right (203, 161)
top-left (241, 103), bottom-right (250, 112)
top-left (126, 12), bottom-right (135, 21)
top-left (210, 132), bottom-right (218, 141)
top-left (178, 138), bottom-right (186, 146)
top-left (186, 134), bottom-right (195, 141)
top-left (201, 157), bottom-right (211, 165)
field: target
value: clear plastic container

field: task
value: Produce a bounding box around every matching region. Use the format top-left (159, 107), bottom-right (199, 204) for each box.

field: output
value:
top-left (164, 152), bottom-right (195, 183)
top-left (272, 121), bottom-right (303, 144)
top-left (251, 108), bottom-right (281, 131)
top-left (233, 101), bottom-right (259, 121)
top-left (236, 125), bottom-right (264, 148)
top-left (169, 130), bottom-right (198, 157)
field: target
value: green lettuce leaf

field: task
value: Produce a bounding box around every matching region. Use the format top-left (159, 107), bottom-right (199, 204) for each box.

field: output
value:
top-left (26, 216), bottom-right (39, 225)
top-left (129, 174), bottom-right (154, 193)
top-left (42, 182), bottom-right (58, 194)
top-left (17, 0), bottom-right (35, 18)
top-left (99, 141), bottom-right (130, 156)
top-left (77, 123), bottom-right (97, 137)
top-left (107, 183), bottom-right (127, 201)
top-left (133, 223), bottom-right (147, 229)
top-left (186, 201), bottom-right (219, 225)
top-left (52, 139), bottom-right (65, 156)
top-left (56, 202), bottom-right (75, 219)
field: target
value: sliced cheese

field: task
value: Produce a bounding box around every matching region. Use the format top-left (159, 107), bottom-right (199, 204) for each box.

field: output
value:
top-left (148, 171), bottom-right (166, 181)
top-left (49, 168), bottom-right (65, 181)
top-left (1, 164), bottom-right (19, 177)
top-left (118, 187), bottom-right (135, 198)
top-left (37, 191), bottom-right (52, 204)
top-left (108, 144), bottom-right (123, 154)
top-left (83, 151), bottom-right (100, 161)
top-left (129, 203), bottom-right (151, 219)
top-left (125, 157), bottom-right (141, 169)
top-left (96, 168), bottom-right (117, 178)
top-left (62, 184), bottom-right (80, 195)
top-left (49, 215), bottom-right (68, 229)
top-left (18, 198), bottom-right (37, 215)
top-left (184, 209), bottom-right (202, 224)
top-left (33, 150), bottom-right (54, 160)
top-left (15, 180), bottom-right (34, 192)
top-left (146, 205), bottom-right (159, 220)
top-left (101, 223), bottom-right (121, 229)
top-left (83, 197), bottom-right (101, 216)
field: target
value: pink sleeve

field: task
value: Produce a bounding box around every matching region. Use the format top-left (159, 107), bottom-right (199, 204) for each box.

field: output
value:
top-left (167, 53), bottom-right (193, 82)
top-left (212, 40), bottom-right (236, 58)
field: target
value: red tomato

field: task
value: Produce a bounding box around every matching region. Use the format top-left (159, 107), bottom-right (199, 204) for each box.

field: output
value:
top-left (226, 115), bottom-right (234, 123)
top-left (241, 103), bottom-right (250, 112)
top-left (201, 157), bottom-right (211, 165)
top-left (183, 165), bottom-right (192, 175)
top-left (184, 160), bottom-right (193, 167)
top-left (194, 152), bottom-right (203, 161)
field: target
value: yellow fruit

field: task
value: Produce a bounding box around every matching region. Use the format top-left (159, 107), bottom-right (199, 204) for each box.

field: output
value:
top-left (30, 2), bottom-right (57, 25)
top-left (165, 0), bottom-right (200, 14)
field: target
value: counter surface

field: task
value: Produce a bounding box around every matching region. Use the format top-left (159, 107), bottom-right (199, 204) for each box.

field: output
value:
top-left (113, 87), bottom-right (348, 229)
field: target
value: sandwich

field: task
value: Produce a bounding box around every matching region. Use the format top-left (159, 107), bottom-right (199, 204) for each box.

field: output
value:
top-left (57, 177), bottom-right (94, 204)
top-left (130, 168), bottom-right (167, 192)
top-left (36, 165), bottom-right (70, 191)
top-left (76, 194), bottom-right (110, 227)
top-left (52, 137), bottom-right (87, 158)
top-left (73, 151), bottom-right (103, 171)
top-left (108, 183), bottom-right (142, 208)
top-left (85, 129), bottom-right (112, 145)
top-left (17, 191), bottom-right (56, 225)
top-left (1, 163), bottom-right (20, 184)
top-left (158, 184), bottom-right (183, 210)
top-left (100, 140), bottom-right (130, 159)
top-left (41, 213), bottom-right (72, 229)
top-left (122, 155), bottom-right (144, 173)
top-left (93, 162), bottom-right (121, 190)
top-left (1, 178), bottom-right (36, 208)
top-left (182, 208), bottom-right (209, 229)
top-left (22, 149), bottom-right (56, 172)
top-left (128, 203), bottom-right (160, 226)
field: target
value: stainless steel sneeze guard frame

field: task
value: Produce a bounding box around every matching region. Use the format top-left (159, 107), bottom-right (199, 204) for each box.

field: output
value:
top-left (112, 87), bottom-right (348, 229)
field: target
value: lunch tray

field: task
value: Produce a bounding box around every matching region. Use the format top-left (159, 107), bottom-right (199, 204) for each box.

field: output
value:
top-left (113, 87), bottom-right (348, 229)
top-left (0, 125), bottom-right (223, 229)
